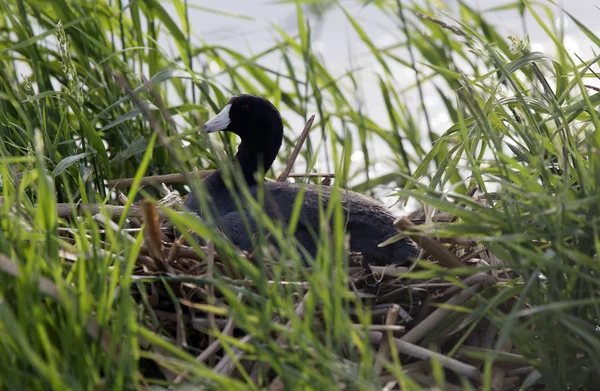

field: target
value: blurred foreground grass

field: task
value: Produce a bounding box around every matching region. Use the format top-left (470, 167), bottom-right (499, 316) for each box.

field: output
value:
top-left (1, 0), bottom-right (600, 389)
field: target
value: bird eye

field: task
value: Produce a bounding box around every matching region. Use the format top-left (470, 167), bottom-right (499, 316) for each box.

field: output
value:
top-left (241, 104), bottom-right (250, 111)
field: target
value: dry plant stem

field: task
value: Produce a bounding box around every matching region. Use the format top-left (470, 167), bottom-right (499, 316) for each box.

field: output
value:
top-left (212, 334), bottom-right (254, 377)
top-left (457, 347), bottom-right (531, 370)
top-left (117, 192), bottom-right (130, 205)
top-left (460, 247), bottom-right (489, 263)
top-left (356, 324), bottom-right (404, 332)
top-left (481, 323), bottom-right (499, 351)
top-left (59, 242), bottom-right (158, 272)
top-left (287, 173), bottom-right (334, 179)
top-left (491, 338), bottom-right (513, 391)
top-left (166, 237), bottom-right (184, 265)
top-left (108, 171), bottom-right (213, 188)
top-left (375, 304), bottom-right (401, 374)
top-left (439, 272), bottom-right (496, 300)
top-left (502, 376), bottom-right (523, 391)
top-left (401, 283), bottom-right (484, 345)
top-left (107, 171), bottom-right (332, 189)
top-left (175, 298), bottom-right (187, 350)
top-left (93, 214), bottom-right (137, 245)
top-left (277, 115), bottom-right (316, 182)
top-left (57, 227), bottom-right (147, 234)
top-left (394, 217), bottom-right (465, 268)
top-left (56, 203), bottom-right (176, 220)
top-left (191, 318), bottom-right (231, 329)
top-left (369, 331), bottom-right (482, 381)
top-left (506, 366), bottom-right (535, 377)
top-left (173, 292), bottom-right (242, 385)
top-left (369, 265), bottom-right (409, 276)
top-left (407, 372), bottom-right (464, 391)
top-left (162, 244), bottom-right (226, 262)
top-left (116, 191), bottom-right (141, 227)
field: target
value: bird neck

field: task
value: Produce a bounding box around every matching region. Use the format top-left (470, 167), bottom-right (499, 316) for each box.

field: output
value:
top-left (234, 134), bottom-right (281, 185)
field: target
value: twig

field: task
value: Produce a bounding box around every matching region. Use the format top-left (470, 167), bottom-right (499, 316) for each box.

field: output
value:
top-left (277, 115), bottom-right (315, 182)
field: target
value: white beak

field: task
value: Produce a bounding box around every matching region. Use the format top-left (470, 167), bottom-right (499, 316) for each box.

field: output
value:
top-left (202, 104), bottom-right (231, 133)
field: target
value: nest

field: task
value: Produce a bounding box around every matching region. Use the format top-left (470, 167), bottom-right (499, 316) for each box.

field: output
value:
top-left (45, 175), bottom-right (538, 390)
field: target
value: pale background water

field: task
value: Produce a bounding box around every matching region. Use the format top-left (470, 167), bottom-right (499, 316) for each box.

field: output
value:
top-left (158, 1), bottom-right (597, 212)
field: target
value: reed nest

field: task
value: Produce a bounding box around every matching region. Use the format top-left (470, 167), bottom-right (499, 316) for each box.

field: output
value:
top-left (22, 167), bottom-right (532, 391)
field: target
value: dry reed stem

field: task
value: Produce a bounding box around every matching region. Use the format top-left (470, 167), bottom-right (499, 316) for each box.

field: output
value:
top-left (277, 115), bottom-right (316, 182)
top-left (92, 214), bottom-right (137, 244)
top-left (369, 331), bottom-right (482, 381)
top-left (212, 334), bottom-right (254, 376)
top-left (108, 171), bottom-right (215, 188)
top-left (166, 236), bottom-right (184, 265)
top-left (491, 338), bottom-right (513, 391)
top-left (56, 203), bottom-right (176, 220)
top-left (107, 171), bottom-right (333, 189)
top-left (91, 213), bottom-right (166, 272)
top-left (173, 291), bottom-right (243, 384)
top-left (375, 304), bottom-right (401, 374)
top-left (406, 372), bottom-right (464, 390)
top-left (175, 297), bottom-right (187, 350)
top-left (118, 191), bottom-right (143, 227)
top-left (355, 324), bottom-right (405, 332)
top-left (458, 346), bottom-right (531, 370)
top-left (401, 283), bottom-right (484, 345)
top-left (394, 217), bottom-right (465, 269)
top-left (439, 272), bottom-right (496, 299)
top-left (506, 366), bottom-right (536, 377)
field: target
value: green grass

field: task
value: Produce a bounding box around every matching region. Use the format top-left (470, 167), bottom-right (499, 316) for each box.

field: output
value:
top-left (1, 0), bottom-right (600, 389)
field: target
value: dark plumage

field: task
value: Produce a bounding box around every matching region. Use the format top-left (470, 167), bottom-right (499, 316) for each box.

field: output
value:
top-left (182, 94), bottom-right (419, 264)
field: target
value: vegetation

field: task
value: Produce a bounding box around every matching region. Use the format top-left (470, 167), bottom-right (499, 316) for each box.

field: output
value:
top-left (1, 0), bottom-right (599, 389)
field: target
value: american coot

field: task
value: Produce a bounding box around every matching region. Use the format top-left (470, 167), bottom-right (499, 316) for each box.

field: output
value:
top-left (182, 94), bottom-right (419, 265)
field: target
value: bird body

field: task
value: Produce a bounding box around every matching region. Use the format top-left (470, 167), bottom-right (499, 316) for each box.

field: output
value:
top-left (182, 94), bottom-right (419, 264)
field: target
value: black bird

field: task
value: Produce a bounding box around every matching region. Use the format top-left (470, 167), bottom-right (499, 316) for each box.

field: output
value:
top-left (182, 94), bottom-right (419, 265)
